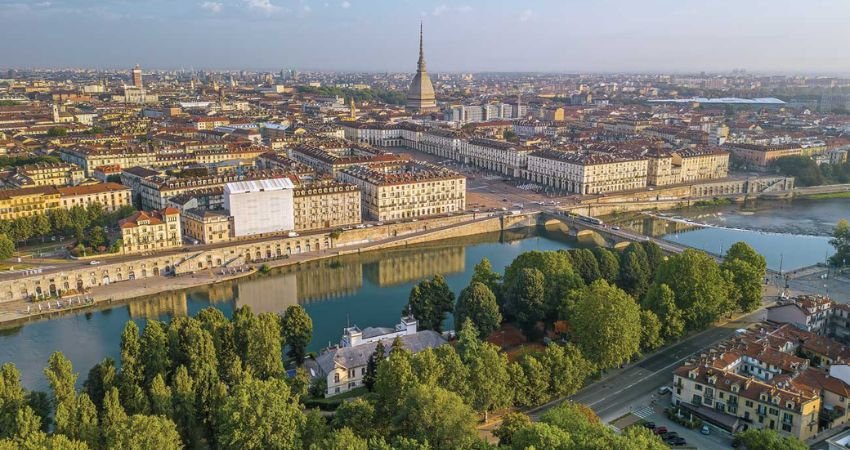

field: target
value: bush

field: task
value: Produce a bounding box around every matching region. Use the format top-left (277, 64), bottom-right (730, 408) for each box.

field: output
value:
top-left (664, 407), bottom-right (702, 429)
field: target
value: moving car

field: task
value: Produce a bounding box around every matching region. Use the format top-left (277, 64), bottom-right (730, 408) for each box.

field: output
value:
top-left (701, 424), bottom-right (711, 435)
top-left (657, 386), bottom-right (671, 395)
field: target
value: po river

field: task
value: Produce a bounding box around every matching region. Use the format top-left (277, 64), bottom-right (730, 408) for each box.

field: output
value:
top-left (1, 198), bottom-right (847, 391)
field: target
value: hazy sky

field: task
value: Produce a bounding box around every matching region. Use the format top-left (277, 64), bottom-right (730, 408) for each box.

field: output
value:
top-left (2, 0), bottom-right (850, 74)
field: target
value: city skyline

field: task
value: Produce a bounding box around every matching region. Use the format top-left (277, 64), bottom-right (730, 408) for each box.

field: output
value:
top-left (2, 0), bottom-right (850, 74)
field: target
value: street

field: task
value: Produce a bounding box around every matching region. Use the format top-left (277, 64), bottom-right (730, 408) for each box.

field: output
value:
top-left (528, 309), bottom-right (766, 424)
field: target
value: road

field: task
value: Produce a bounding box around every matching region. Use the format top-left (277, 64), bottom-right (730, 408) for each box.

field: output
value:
top-left (529, 309), bottom-right (766, 422)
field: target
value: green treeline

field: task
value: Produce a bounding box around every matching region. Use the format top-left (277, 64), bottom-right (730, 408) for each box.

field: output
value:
top-left (297, 86), bottom-right (407, 106)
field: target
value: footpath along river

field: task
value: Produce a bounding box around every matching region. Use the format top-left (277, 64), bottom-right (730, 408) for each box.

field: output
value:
top-left (0, 198), bottom-right (846, 391)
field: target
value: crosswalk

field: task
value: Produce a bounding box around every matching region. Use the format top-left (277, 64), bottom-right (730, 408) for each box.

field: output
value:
top-left (632, 406), bottom-right (655, 419)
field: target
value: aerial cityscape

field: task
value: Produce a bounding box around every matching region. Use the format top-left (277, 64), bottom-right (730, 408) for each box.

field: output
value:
top-left (1, 1), bottom-right (850, 449)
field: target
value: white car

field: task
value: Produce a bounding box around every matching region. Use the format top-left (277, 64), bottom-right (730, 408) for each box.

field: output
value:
top-left (657, 386), bottom-right (672, 395)
top-left (88, 260), bottom-right (101, 265)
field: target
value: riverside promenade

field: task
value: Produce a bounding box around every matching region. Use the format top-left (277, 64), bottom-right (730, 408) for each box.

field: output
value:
top-left (0, 213), bottom-right (503, 327)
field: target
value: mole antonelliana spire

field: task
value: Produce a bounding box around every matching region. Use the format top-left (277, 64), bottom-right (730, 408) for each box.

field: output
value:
top-left (406, 21), bottom-right (438, 114)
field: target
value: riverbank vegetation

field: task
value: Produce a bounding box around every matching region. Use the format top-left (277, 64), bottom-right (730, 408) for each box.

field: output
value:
top-left (772, 155), bottom-right (850, 186)
top-left (0, 241), bottom-right (786, 449)
top-left (831, 219), bottom-right (850, 267)
top-left (0, 203), bottom-right (134, 256)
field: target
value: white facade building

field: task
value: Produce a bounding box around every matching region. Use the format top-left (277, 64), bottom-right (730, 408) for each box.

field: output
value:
top-left (224, 178), bottom-right (295, 237)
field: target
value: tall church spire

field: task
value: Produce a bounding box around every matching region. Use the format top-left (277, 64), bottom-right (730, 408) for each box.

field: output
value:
top-left (418, 21), bottom-right (426, 70)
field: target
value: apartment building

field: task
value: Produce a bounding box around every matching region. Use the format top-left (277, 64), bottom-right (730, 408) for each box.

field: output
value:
top-left (181, 208), bottom-right (231, 244)
top-left (460, 138), bottom-right (530, 178)
top-left (672, 364), bottom-right (820, 441)
top-left (57, 183), bottom-right (132, 212)
top-left (59, 146), bottom-right (157, 176)
top-left (118, 208), bottom-right (182, 254)
top-left (293, 183), bottom-right (361, 232)
top-left (137, 170), bottom-right (292, 211)
top-left (727, 143), bottom-right (803, 169)
top-left (0, 186), bottom-right (61, 221)
top-left (336, 161), bottom-right (466, 221)
top-left (673, 147), bottom-right (730, 182)
top-left (526, 150), bottom-right (648, 194)
top-left (10, 162), bottom-right (85, 187)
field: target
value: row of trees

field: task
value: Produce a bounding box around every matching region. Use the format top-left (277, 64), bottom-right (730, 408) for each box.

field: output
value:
top-left (0, 304), bottom-right (312, 449)
top-left (0, 203), bottom-right (136, 256)
top-left (773, 154), bottom-right (850, 186)
top-left (296, 86), bottom-right (407, 106)
top-left (407, 241), bottom-right (767, 374)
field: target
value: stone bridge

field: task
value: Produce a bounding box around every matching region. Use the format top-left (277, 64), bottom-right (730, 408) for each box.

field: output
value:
top-left (537, 212), bottom-right (634, 249)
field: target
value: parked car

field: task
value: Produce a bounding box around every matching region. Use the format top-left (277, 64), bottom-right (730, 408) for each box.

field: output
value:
top-left (668, 437), bottom-right (687, 446)
top-left (641, 422), bottom-right (656, 430)
top-left (701, 424), bottom-right (711, 435)
top-left (661, 431), bottom-right (679, 442)
top-left (657, 386), bottom-right (672, 395)
top-left (653, 426), bottom-right (668, 435)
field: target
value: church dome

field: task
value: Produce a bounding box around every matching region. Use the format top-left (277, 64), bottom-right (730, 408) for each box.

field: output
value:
top-left (407, 24), bottom-right (438, 113)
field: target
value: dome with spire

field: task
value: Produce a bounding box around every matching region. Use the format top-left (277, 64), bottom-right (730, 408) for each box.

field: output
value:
top-left (406, 23), bottom-right (438, 114)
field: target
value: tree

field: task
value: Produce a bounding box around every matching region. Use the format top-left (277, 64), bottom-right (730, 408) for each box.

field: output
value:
top-left (0, 235), bottom-right (13, 259)
top-left (773, 155), bottom-right (823, 186)
top-left (642, 283), bottom-right (685, 340)
top-left (0, 363), bottom-right (25, 439)
top-left (110, 415), bottom-right (183, 450)
top-left (640, 241), bottom-right (665, 278)
top-left (148, 374), bottom-right (173, 418)
top-left (591, 247), bottom-right (620, 284)
top-left (363, 341), bottom-right (385, 392)
top-left (618, 243), bottom-right (651, 299)
top-left (830, 219), bottom-right (850, 267)
top-left (539, 343), bottom-right (593, 398)
top-left (47, 127), bottom-right (67, 137)
top-left (280, 304), bottom-right (313, 364)
top-left (470, 258), bottom-right (501, 294)
top-left (242, 312), bottom-right (283, 379)
top-left (101, 388), bottom-right (128, 449)
top-left (406, 275), bottom-right (455, 332)
top-left (735, 428), bottom-right (807, 450)
top-left (374, 345), bottom-right (417, 419)
top-left (287, 367), bottom-right (310, 400)
top-left (571, 280), bottom-right (641, 369)
top-left (494, 412), bottom-right (531, 446)
top-left (9, 218), bottom-right (32, 243)
top-left (725, 241), bottom-right (768, 275)
top-left (458, 323), bottom-right (512, 421)
top-left (82, 357), bottom-right (117, 412)
top-left (723, 258), bottom-right (763, 312)
top-left (507, 268), bottom-right (546, 338)
top-left (56, 393), bottom-right (99, 448)
top-left (510, 423), bottom-right (572, 450)
top-left (44, 352), bottom-right (76, 408)
top-left (332, 398), bottom-right (376, 438)
top-left (639, 310), bottom-right (664, 352)
top-left (455, 282), bottom-right (502, 339)
top-left (216, 378), bottom-right (304, 450)
top-left (655, 249), bottom-right (731, 330)
top-left (392, 384), bottom-right (479, 450)
top-left (139, 320), bottom-right (170, 388)
top-left (171, 365), bottom-right (198, 447)
top-left (517, 355), bottom-right (551, 407)
top-left (31, 214), bottom-right (51, 238)
top-left (570, 249), bottom-right (602, 284)
top-left (411, 348), bottom-right (443, 386)
top-left (503, 250), bottom-right (574, 310)
top-left (118, 321), bottom-right (148, 415)
top-left (433, 345), bottom-right (470, 400)
top-left (25, 391), bottom-right (51, 432)
top-left (87, 226), bottom-right (107, 249)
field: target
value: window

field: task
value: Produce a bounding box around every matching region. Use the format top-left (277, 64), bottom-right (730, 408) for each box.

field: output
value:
top-left (695, 384), bottom-right (703, 391)
top-left (334, 373), bottom-right (340, 383)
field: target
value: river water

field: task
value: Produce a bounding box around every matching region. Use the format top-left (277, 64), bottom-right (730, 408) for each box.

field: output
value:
top-left (1, 198), bottom-right (846, 391)
top-left (0, 228), bottom-right (583, 391)
top-left (609, 198), bottom-right (848, 272)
